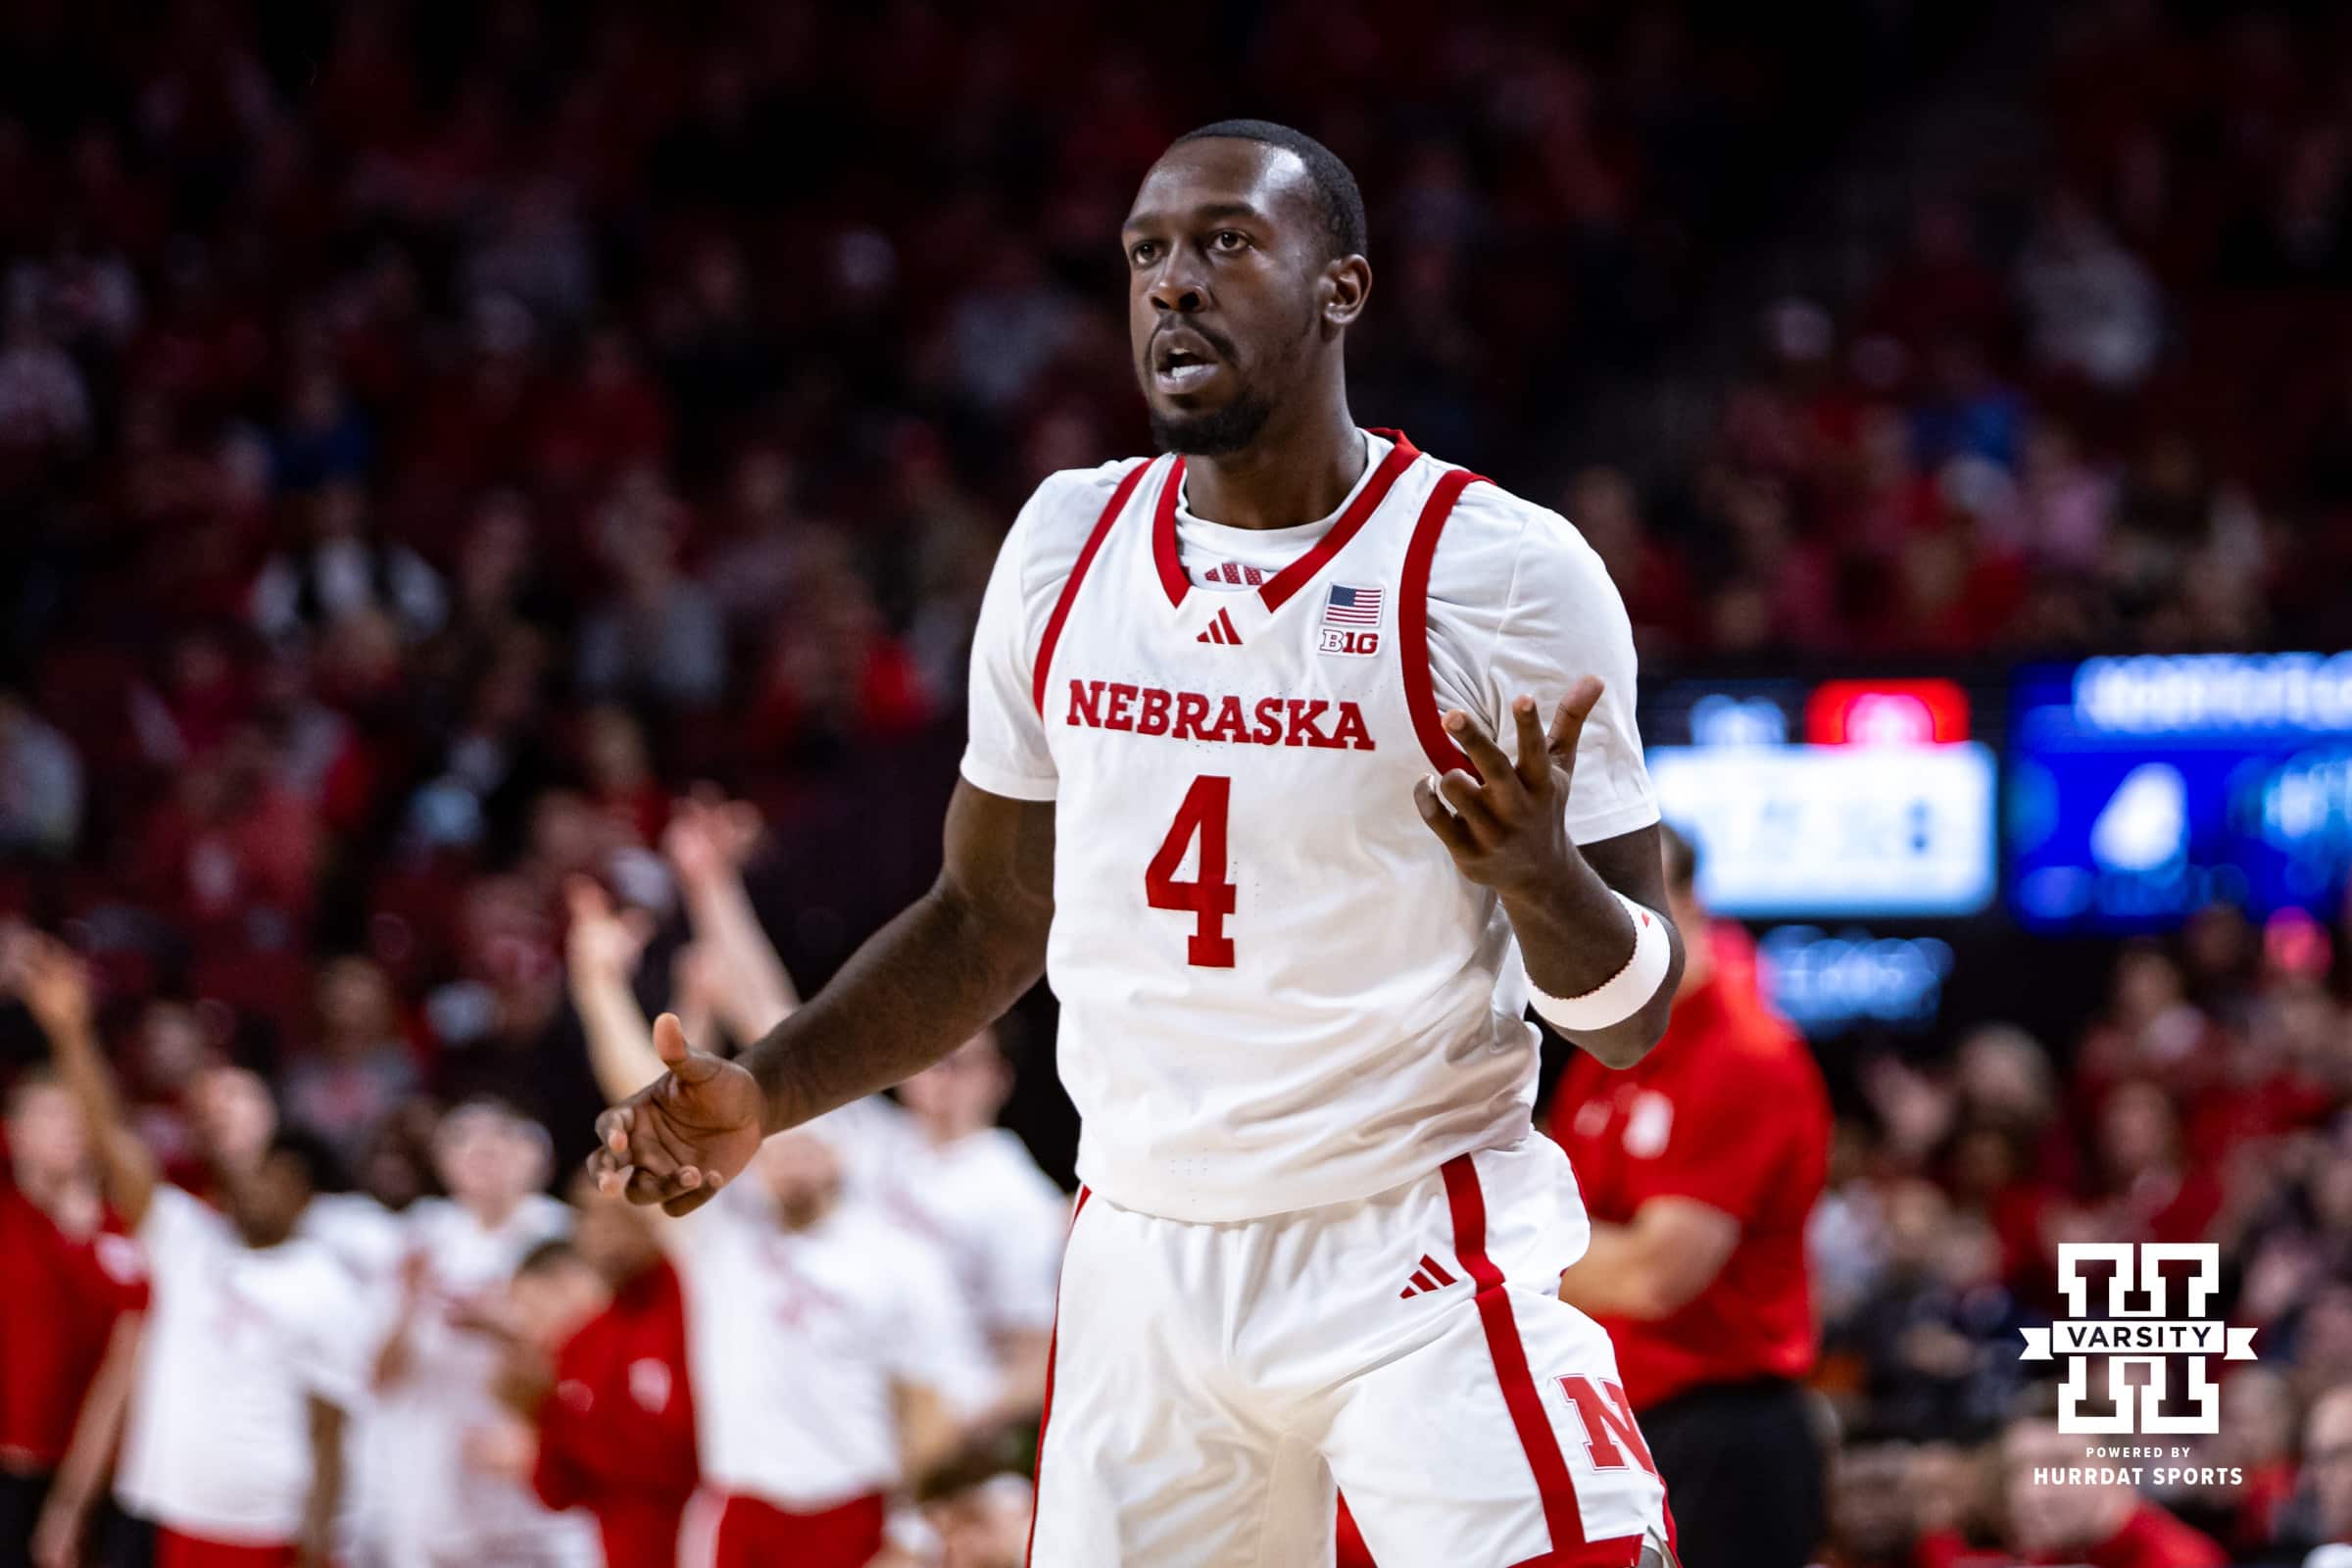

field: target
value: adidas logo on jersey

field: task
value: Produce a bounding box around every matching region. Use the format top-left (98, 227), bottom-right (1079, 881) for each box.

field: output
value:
top-left (1397, 1254), bottom-right (1461, 1298)
top-left (1197, 609), bottom-right (1243, 646)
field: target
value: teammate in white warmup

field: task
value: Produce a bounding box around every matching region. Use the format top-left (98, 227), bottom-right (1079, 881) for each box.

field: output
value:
top-left (592, 119), bottom-right (1687, 1568)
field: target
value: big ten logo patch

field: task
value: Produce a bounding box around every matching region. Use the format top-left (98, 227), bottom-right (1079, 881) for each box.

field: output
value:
top-left (2021, 1243), bottom-right (2256, 1435)
top-left (1318, 627), bottom-right (1380, 657)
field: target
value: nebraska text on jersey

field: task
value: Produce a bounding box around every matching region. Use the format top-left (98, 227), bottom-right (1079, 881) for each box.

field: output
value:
top-left (1063, 677), bottom-right (1376, 751)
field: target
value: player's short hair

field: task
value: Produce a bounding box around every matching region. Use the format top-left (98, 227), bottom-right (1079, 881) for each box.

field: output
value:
top-left (1660, 821), bottom-right (1698, 895)
top-left (1170, 120), bottom-right (1367, 262)
top-left (3, 1064), bottom-right (65, 1121)
top-left (265, 1126), bottom-right (346, 1195)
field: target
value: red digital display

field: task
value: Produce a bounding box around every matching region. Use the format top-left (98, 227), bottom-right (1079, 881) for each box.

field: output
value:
top-left (1806, 679), bottom-right (1971, 746)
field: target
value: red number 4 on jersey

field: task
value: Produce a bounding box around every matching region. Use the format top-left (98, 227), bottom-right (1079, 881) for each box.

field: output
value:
top-left (1146, 775), bottom-right (1237, 968)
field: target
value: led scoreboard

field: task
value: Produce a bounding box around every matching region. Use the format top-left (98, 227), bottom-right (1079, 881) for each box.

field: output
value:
top-left (2006, 652), bottom-right (2352, 931)
top-left (1642, 676), bottom-right (1997, 920)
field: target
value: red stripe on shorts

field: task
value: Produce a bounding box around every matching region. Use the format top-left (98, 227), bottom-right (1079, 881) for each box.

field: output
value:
top-left (1440, 1154), bottom-right (1647, 1568)
top-left (1025, 1184), bottom-right (1093, 1567)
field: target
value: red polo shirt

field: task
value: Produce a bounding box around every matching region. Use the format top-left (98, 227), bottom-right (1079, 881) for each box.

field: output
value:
top-left (0, 1180), bottom-right (149, 1471)
top-left (1551, 928), bottom-right (1830, 1410)
top-left (532, 1257), bottom-right (700, 1568)
top-left (2026, 1501), bottom-right (2228, 1568)
top-left (1920, 1500), bottom-right (2227, 1568)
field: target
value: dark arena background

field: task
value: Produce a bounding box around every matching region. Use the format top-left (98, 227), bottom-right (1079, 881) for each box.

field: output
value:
top-left (0, 2), bottom-right (2349, 1567)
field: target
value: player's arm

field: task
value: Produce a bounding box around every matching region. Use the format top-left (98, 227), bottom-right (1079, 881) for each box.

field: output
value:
top-left (5, 930), bottom-right (160, 1227)
top-left (592, 780), bottom-right (1054, 1213)
top-left (1414, 686), bottom-right (1683, 1068)
top-left (749, 780), bottom-right (1054, 1122)
top-left (564, 876), bottom-right (668, 1102)
top-left (662, 793), bottom-right (800, 1045)
top-left (299, 1395), bottom-right (346, 1568)
top-left (594, 468), bottom-right (1067, 1214)
top-left (1557, 1198), bottom-right (1740, 1319)
top-left (893, 1375), bottom-right (962, 1492)
top-left (31, 1310), bottom-right (144, 1568)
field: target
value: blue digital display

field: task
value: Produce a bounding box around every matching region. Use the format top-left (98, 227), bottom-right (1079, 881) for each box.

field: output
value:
top-left (1756, 926), bottom-right (1956, 1036)
top-left (2006, 654), bottom-right (2352, 931)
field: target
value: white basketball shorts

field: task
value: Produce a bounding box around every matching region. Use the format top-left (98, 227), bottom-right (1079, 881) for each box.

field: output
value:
top-left (1027, 1135), bottom-right (1676, 1567)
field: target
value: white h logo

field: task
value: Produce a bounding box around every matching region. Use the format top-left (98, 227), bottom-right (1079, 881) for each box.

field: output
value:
top-left (2022, 1243), bottom-right (2257, 1435)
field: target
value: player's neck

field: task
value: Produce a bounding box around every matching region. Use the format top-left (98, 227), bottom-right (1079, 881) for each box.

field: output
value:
top-left (1182, 399), bottom-right (1365, 533)
top-left (466, 1192), bottom-right (523, 1233)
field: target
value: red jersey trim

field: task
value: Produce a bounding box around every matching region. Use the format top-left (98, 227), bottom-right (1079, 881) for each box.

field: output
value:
top-left (1148, 430), bottom-right (1423, 612)
top-left (1400, 468), bottom-right (1485, 776)
top-left (1442, 1155), bottom-right (1648, 1568)
top-left (1033, 462), bottom-right (1153, 716)
top-left (1150, 457), bottom-right (1192, 607)
top-left (1256, 430), bottom-right (1420, 611)
top-left (1025, 1185), bottom-right (1093, 1568)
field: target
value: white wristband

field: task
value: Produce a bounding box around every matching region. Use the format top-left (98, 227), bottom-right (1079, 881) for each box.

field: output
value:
top-left (1528, 891), bottom-right (1673, 1033)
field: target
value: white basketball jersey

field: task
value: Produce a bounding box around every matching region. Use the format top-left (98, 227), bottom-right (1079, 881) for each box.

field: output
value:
top-left (963, 429), bottom-right (1658, 1222)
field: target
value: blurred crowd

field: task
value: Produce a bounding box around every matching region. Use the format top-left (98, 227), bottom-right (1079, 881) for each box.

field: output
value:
top-left (1628, 0), bottom-right (2352, 660)
top-left (1801, 896), bottom-right (2352, 1566)
top-left (4, 800), bottom-right (1072, 1567)
top-left (0, 0), bottom-right (1956, 1173)
top-left (0, 0), bottom-right (2349, 1566)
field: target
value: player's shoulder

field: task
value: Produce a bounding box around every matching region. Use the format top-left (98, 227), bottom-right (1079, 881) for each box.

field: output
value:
top-left (401, 1195), bottom-right (475, 1250)
top-left (141, 1181), bottom-right (227, 1248)
top-left (517, 1192), bottom-right (573, 1239)
top-left (277, 1233), bottom-right (368, 1302)
top-left (1419, 465), bottom-right (1614, 601)
top-left (1016, 458), bottom-right (1155, 541)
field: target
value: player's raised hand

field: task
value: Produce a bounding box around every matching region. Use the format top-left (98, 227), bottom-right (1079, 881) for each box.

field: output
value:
top-left (564, 876), bottom-right (654, 985)
top-left (662, 787), bottom-right (763, 889)
top-left (1411, 676), bottom-right (1605, 895)
top-left (588, 1011), bottom-right (765, 1216)
top-left (2, 925), bottom-right (94, 1043)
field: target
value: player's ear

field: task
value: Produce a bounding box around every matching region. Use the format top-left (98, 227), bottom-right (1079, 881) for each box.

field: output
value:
top-left (1321, 254), bottom-right (1371, 332)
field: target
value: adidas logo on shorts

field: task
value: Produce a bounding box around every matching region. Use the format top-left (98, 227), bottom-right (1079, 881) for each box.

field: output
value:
top-left (1396, 1254), bottom-right (1460, 1298)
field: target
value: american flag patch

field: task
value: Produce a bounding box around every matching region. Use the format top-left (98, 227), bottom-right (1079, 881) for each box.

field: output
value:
top-left (1322, 584), bottom-right (1384, 625)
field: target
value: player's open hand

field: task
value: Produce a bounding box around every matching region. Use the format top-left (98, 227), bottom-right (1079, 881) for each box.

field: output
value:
top-left (662, 787), bottom-right (763, 889)
top-left (588, 1012), bottom-right (765, 1216)
top-left (1412, 676), bottom-right (1603, 897)
top-left (2, 926), bottom-right (94, 1042)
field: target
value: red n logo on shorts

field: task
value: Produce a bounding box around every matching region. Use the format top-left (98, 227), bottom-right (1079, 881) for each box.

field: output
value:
top-left (1554, 1376), bottom-right (1659, 1477)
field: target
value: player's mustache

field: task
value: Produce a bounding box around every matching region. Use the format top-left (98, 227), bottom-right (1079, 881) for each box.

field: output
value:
top-left (1149, 323), bottom-right (1238, 363)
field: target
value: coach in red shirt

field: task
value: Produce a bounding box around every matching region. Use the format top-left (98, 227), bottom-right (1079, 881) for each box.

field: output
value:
top-left (511, 1181), bottom-right (700, 1568)
top-left (0, 1070), bottom-right (149, 1568)
top-left (1553, 825), bottom-right (1831, 1568)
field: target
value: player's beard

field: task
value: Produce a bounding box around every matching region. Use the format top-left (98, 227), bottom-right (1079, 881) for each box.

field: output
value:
top-left (1149, 386), bottom-right (1276, 457)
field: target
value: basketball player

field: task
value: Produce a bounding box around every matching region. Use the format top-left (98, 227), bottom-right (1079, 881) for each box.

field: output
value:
top-left (8, 930), bottom-right (364, 1568)
top-left (592, 120), bottom-right (1685, 1567)
top-left (367, 1099), bottom-right (595, 1567)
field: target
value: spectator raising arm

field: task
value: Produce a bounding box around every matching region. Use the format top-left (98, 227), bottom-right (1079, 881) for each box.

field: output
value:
top-left (662, 793), bottom-right (799, 1046)
top-left (593, 782), bottom-right (1054, 1215)
top-left (4, 929), bottom-right (155, 1229)
top-left (564, 876), bottom-right (668, 1103)
top-left (301, 1396), bottom-right (347, 1568)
